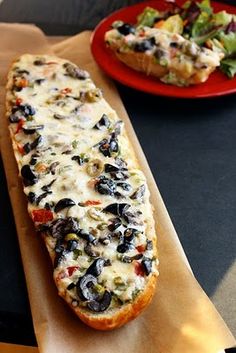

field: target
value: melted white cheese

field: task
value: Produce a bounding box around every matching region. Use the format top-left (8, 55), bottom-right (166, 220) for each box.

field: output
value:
top-left (7, 54), bottom-right (158, 311)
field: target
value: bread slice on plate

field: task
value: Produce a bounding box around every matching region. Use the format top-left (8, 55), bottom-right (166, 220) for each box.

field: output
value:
top-left (105, 24), bottom-right (223, 86)
top-left (6, 54), bottom-right (159, 330)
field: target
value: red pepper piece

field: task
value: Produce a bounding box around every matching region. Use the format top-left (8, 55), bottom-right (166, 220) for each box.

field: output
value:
top-left (84, 200), bottom-right (101, 206)
top-left (136, 244), bottom-right (146, 253)
top-left (67, 266), bottom-right (79, 276)
top-left (18, 79), bottom-right (29, 88)
top-left (15, 119), bottom-right (24, 134)
top-left (17, 144), bottom-right (24, 155)
top-left (134, 262), bottom-right (145, 276)
top-left (61, 87), bottom-right (72, 94)
top-left (32, 209), bottom-right (53, 223)
top-left (16, 98), bottom-right (23, 106)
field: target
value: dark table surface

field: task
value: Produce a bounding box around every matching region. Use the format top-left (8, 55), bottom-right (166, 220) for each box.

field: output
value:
top-left (0, 0), bottom-right (235, 347)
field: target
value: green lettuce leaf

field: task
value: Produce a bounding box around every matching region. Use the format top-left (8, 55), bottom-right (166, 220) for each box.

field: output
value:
top-left (136, 7), bottom-right (160, 28)
top-left (220, 58), bottom-right (236, 78)
top-left (191, 0), bottom-right (213, 38)
top-left (219, 31), bottom-right (236, 55)
top-left (213, 11), bottom-right (233, 26)
top-left (197, 0), bottom-right (212, 15)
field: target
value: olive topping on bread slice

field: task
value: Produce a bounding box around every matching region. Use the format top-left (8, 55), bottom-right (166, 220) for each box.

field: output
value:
top-left (6, 54), bottom-right (158, 329)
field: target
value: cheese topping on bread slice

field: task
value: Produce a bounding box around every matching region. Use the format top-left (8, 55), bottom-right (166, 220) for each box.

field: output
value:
top-left (105, 24), bottom-right (223, 86)
top-left (6, 54), bottom-right (158, 330)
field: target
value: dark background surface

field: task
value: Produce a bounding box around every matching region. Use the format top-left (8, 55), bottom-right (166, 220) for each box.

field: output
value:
top-left (0, 0), bottom-right (235, 347)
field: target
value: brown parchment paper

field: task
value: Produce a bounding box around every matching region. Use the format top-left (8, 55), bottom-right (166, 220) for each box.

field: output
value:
top-left (0, 23), bottom-right (235, 353)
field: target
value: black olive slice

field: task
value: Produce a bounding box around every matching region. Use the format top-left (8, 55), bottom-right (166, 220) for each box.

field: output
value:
top-left (98, 139), bottom-right (110, 157)
top-left (54, 239), bottom-right (64, 253)
top-left (9, 113), bottom-right (21, 123)
top-left (54, 198), bottom-right (76, 213)
top-left (54, 247), bottom-right (68, 268)
top-left (35, 78), bottom-right (46, 85)
top-left (117, 23), bottom-right (135, 36)
top-left (113, 120), bottom-right (123, 137)
top-left (95, 177), bottom-right (116, 196)
top-left (15, 69), bottom-right (30, 75)
top-left (141, 258), bottom-right (152, 276)
top-left (109, 138), bottom-right (119, 153)
top-left (87, 290), bottom-right (112, 312)
top-left (49, 161), bottom-right (59, 175)
top-left (50, 217), bottom-right (80, 240)
top-left (124, 228), bottom-right (139, 242)
top-left (23, 143), bottom-right (31, 154)
top-left (86, 258), bottom-right (106, 277)
top-left (31, 135), bottom-right (42, 150)
top-left (134, 37), bottom-right (156, 52)
top-left (67, 282), bottom-right (76, 290)
top-left (146, 240), bottom-right (153, 250)
top-left (117, 242), bottom-right (134, 253)
top-left (103, 203), bottom-right (130, 217)
top-left (34, 58), bottom-right (46, 66)
top-left (99, 235), bottom-right (111, 245)
top-left (27, 191), bottom-right (36, 204)
top-left (170, 42), bottom-right (179, 48)
top-left (76, 274), bottom-right (98, 301)
top-left (64, 217), bottom-right (80, 234)
top-left (29, 153), bottom-right (39, 166)
top-left (21, 165), bottom-right (38, 186)
top-left (84, 243), bottom-right (100, 258)
top-left (93, 114), bottom-right (110, 130)
top-left (120, 253), bottom-right (143, 263)
top-left (51, 219), bottom-right (66, 239)
top-left (71, 155), bottom-right (84, 165)
top-left (41, 179), bottom-right (56, 192)
top-left (13, 104), bottom-right (35, 117)
top-left (23, 125), bottom-right (44, 134)
top-left (36, 191), bottom-right (52, 205)
top-left (130, 184), bottom-right (145, 200)
top-left (63, 62), bottom-right (89, 80)
top-left (108, 217), bottom-right (122, 231)
top-left (104, 164), bottom-right (120, 173)
top-left (53, 113), bottom-right (67, 120)
top-left (67, 240), bottom-right (78, 251)
top-left (117, 182), bottom-right (132, 191)
top-left (123, 210), bottom-right (142, 225)
top-left (78, 229), bottom-right (96, 244)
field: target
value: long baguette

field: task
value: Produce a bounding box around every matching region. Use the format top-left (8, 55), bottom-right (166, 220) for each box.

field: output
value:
top-left (6, 54), bottom-right (158, 330)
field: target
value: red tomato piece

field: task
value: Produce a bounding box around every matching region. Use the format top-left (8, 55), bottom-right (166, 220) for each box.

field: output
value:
top-left (15, 119), bottom-right (24, 134)
top-left (32, 209), bottom-right (53, 223)
top-left (136, 244), bottom-right (146, 253)
top-left (61, 87), bottom-right (72, 94)
top-left (84, 200), bottom-right (101, 206)
top-left (16, 98), bottom-right (23, 106)
top-left (134, 262), bottom-right (145, 276)
top-left (18, 79), bottom-right (29, 88)
top-left (17, 144), bottom-right (24, 155)
top-left (67, 266), bottom-right (79, 276)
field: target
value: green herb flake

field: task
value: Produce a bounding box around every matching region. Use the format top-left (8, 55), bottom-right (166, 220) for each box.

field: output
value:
top-left (72, 140), bottom-right (79, 149)
top-left (73, 249), bottom-right (82, 260)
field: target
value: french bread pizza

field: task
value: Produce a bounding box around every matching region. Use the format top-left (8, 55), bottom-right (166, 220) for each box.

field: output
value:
top-left (105, 24), bottom-right (224, 86)
top-left (6, 54), bottom-right (158, 330)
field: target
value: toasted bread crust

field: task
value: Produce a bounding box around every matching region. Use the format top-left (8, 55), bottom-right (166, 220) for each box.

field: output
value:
top-left (72, 273), bottom-right (158, 330)
top-left (115, 51), bottom-right (168, 79)
top-left (114, 50), bottom-right (216, 85)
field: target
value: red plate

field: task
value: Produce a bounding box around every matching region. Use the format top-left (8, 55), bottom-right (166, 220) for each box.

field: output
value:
top-left (91, 0), bottom-right (236, 98)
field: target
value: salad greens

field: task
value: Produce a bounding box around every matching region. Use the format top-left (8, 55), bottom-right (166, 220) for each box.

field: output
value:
top-left (135, 0), bottom-right (236, 78)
